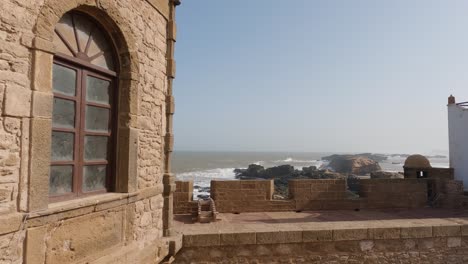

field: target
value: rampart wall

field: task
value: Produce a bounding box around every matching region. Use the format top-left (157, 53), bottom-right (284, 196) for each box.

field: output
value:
top-left (174, 177), bottom-right (462, 214)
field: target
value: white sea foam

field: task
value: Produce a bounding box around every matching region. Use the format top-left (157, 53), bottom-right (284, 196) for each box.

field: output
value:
top-left (430, 163), bottom-right (450, 168)
top-left (274, 157), bottom-right (317, 163)
top-left (176, 168), bottom-right (239, 199)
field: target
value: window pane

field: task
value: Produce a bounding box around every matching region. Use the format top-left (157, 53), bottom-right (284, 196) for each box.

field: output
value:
top-left (52, 98), bottom-right (75, 128)
top-left (49, 165), bottom-right (73, 195)
top-left (83, 165), bottom-right (106, 192)
top-left (51, 132), bottom-right (74, 161)
top-left (53, 64), bottom-right (76, 96)
top-left (88, 27), bottom-right (114, 70)
top-left (55, 13), bottom-right (78, 54)
top-left (86, 76), bottom-right (110, 104)
top-left (85, 106), bottom-right (109, 132)
top-left (73, 14), bottom-right (94, 53)
top-left (91, 54), bottom-right (115, 71)
top-left (53, 31), bottom-right (74, 57)
top-left (85, 136), bottom-right (108, 160)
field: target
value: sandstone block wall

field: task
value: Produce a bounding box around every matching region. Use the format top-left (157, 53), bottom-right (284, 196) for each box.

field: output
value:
top-left (210, 180), bottom-right (275, 213)
top-left (289, 179), bottom-right (346, 201)
top-left (436, 180), bottom-right (464, 209)
top-left (290, 179), bottom-right (348, 211)
top-left (0, 0), bottom-right (179, 263)
top-left (174, 181), bottom-right (197, 214)
top-left (174, 179), bottom-right (437, 214)
top-left (175, 223), bottom-right (468, 264)
top-left (211, 180), bottom-right (274, 201)
top-left (359, 179), bottom-right (427, 209)
top-left (175, 236), bottom-right (468, 264)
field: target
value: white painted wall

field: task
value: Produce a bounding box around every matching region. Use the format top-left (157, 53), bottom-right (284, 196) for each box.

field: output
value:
top-left (448, 104), bottom-right (468, 191)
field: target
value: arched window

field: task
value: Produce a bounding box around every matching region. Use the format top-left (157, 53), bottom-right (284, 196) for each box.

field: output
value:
top-left (50, 12), bottom-right (117, 199)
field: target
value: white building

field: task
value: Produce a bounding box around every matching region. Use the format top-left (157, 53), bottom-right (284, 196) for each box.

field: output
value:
top-left (448, 95), bottom-right (468, 191)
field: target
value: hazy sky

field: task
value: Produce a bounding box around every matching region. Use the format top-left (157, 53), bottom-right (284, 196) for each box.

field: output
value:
top-left (173, 0), bottom-right (468, 154)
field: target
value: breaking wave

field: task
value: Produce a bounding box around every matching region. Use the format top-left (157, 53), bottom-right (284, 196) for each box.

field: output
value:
top-left (275, 157), bottom-right (317, 163)
top-left (176, 168), bottom-right (239, 199)
top-left (176, 168), bottom-right (238, 186)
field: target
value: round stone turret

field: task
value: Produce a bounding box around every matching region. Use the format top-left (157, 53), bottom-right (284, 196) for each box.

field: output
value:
top-left (404, 154), bottom-right (432, 168)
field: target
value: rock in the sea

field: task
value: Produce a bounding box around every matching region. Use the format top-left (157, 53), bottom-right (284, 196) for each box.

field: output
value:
top-left (234, 164), bottom-right (265, 178)
top-left (197, 194), bottom-right (210, 199)
top-left (328, 156), bottom-right (381, 175)
top-left (198, 187), bottom-right (211, 193)
top-left (322, 153), bottom-right (387, 163)
top-left (302, 166), bottom-right (317, 175)
top-left (265, 164), bottom-right (295, 177)
top-left (370, 171), bottom-right (404, 179)
top-left (246, 164), bottom-right (265, 176)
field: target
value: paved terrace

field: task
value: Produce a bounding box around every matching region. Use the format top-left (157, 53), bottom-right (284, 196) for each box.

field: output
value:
top-left (174, 209), bottom-right (468, 247)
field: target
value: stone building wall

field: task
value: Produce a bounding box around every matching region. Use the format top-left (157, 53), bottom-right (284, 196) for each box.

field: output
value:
top-left (0, 0), bottom-right (180, 263)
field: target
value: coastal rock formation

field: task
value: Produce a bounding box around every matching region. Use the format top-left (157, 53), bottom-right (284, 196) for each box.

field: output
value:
top-left (322, 153), bottom-right (387, 163)
top-left (234, 164), bottom-right (265, 177)
top-left (327, 156), bottom-right (381, 175)
top-left (265, 164), bottom-right (295, 177)
top-left (370, 171), bottom-right (404, 179)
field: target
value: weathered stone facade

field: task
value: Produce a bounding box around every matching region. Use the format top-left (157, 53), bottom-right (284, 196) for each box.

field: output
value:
top-left (0, 0), bottom-right (179, 263)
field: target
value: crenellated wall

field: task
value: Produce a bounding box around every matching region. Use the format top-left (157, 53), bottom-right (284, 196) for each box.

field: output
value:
top-left (174, 177), bottom-right (460, 214)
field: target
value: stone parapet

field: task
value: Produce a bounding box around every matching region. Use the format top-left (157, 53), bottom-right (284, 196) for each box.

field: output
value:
top-left (174, 212), bottom-right (468, 263)
top-left (289, 179), bottom-right (346, 200)
top-left (211, 180), bottom-right (274, 201)
top-left (359, 179), bottom-right (427, 209)
top-left (173, 177), bottom-right (468, 214)
top-left (173, 181), bottom-right (197, 215)
top-left (210, 180), bottom-right (274, 213)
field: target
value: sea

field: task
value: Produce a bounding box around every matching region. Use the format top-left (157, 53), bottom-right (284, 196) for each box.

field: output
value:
top-left (172, 151), bottom-right (449, 199)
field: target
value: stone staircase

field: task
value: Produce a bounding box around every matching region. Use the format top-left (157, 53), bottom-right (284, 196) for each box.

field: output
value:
top-left (195, 198), bottom-right (218, 223)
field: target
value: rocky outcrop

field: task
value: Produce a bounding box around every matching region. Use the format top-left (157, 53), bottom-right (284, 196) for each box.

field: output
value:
top-left (322, 153), bottom-right (387, 163)
top-left (370, 171), bottom-right (404, 179)
top-left (327, 156), bottom-right (381, 175)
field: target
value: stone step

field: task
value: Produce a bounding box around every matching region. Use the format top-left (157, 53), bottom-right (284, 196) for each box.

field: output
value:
top-left (196, 198), bottom-right (218, 223)
top-left (199, 211), bottom-right (213, 217)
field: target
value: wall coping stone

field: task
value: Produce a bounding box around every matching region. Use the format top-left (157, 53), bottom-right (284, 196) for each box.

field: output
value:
top-left (177, 210), bottom-right (468, 248)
